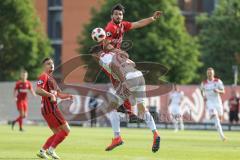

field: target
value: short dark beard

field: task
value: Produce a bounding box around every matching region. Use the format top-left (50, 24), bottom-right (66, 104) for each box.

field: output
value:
top-left (113, 19), bottom-right (121, 24)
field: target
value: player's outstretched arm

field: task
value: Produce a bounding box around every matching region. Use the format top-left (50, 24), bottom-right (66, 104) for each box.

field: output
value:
top-left (57, 92), bottom-right (73, 100)
top-left (130, 11), bottom-right (162, 30)
top-left (30, 87), bottom-right (37, 97)
top-left (36, 87), bottom-right (56, 102)
top-left (214, 88), bottom-right (225, 94)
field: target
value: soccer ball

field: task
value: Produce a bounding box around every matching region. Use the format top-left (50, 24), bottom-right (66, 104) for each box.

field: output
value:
top-left (91, 27), bottom-right (106, 42)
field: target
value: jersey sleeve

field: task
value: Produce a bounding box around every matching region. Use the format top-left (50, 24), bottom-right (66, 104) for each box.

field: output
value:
top-left (105, 24), bottom-right (115, 41)
top-left (200, 82), bottom-right (204, 91)
top-left (37, 74), bottom-right (47, 89)
top-left (122, 21), bottom-right (132, 32)
top-left (180, 91), bottom-right (184, 97)
top-left (218, 80), bottom-right (224, 90)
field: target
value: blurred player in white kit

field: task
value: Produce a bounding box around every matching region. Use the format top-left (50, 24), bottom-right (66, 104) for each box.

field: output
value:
top-left (200, 67), bottom-right (226, 141)
top-left (168, 84), bottom-right (184, 132)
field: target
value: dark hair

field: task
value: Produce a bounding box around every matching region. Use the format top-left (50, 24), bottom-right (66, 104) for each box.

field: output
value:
top-left (42, 57), bottom-right (53, 64)
top-left (20, 69), bottom-right (28, 74)
top-left (89, 45), bottom-right (103, 54)
top-left (111, 3), bottom-right (125, 15)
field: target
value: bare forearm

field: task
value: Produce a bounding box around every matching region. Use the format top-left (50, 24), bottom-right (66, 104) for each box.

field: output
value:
top-left (57, 92), bottom-right (72, 99)
top-left (36, 87), bottom-right (52, 97)
top-left (102, 39), bottom-right (114, 51)
top-left (132, 17), bottom-right (155, 29)
top-left (31, 89), bottom-right (36, 96)
top-left (216, 89), bottom-right (225, 94)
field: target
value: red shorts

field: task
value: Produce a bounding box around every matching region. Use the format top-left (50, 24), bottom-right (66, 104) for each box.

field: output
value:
top-left (17, 100), bottom-right (28, 112)
top-left (42, 107), bottom-right (66, 129)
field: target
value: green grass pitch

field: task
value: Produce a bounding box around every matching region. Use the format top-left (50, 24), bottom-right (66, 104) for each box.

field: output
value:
top-left (0, 125), bottom-right (239, 160)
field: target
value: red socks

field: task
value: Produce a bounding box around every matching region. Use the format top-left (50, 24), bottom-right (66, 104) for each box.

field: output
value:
top-left (43, 134), bottom-right (56, 150)
top-left (51, 130), bottom-right (69, 148)
top-left (15, 116), bottom-right (23, 129)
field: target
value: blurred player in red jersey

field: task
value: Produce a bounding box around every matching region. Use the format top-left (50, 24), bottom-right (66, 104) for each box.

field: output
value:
top-left (36, 57), bottom-right (73, 159)
top-left (101, 4), bottom-right (162, 151)
top-left (12, 70), bottom-right (36, 131)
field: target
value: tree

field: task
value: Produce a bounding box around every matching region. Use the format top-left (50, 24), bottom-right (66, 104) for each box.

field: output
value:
top-left (197, 0), bottom-right (240, 84)
top-left (0, 0), bottom-right (53, 81)
top-left (78, 0), bottom-right (201, 84)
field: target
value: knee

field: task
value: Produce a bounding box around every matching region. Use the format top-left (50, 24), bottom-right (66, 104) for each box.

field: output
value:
top-left (65, 124), bottom-right (71, 135)
top-left (138, 104), bottom-right (147, 114)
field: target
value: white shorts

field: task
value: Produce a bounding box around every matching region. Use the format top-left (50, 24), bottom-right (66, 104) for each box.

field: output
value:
top-left (125, 71), bottom-right (146, 105)
top-left (206, 101), bottom-right (223, 116)
top-left (169, 104), bottom-right (181, 116)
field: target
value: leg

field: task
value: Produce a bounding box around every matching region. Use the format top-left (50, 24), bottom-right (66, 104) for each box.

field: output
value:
top-left (172, 114), bottom-right (179, 132)
top-left (210, 112), bottom-right (225, 141)
top-left (137, 103), bottom-right (160, 153)
top-left (179, 115), bottom-right (184, 131)
top-left (109, 110), bottom-right (121, 138)
top-left (137, 103), bottom-right (157, 132)
top-left (105, 110), bottom-right (123, 151)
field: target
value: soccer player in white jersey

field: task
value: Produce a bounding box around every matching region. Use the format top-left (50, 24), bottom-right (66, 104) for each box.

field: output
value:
top-left (90, 45), bottom-right (161, 153)
top-left (168, 84), bottom-right (184, 132)
top-left (200, 67), bottom-right (226, 141)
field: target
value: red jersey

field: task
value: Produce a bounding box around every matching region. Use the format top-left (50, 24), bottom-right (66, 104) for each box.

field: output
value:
top-left (229, 97), bottom-right (240, 112)
top-left (105, 20), bottom-right (132, 49)
top-left (37, 72), bottom-right (60, 114)
top-left (14, 80), bottom-right (32, 101)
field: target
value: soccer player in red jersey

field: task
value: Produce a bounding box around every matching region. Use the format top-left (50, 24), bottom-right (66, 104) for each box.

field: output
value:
top-left (36, 57), bottom-right (73, 159)
top-left (12, 70), bottom-right (36, 131)
top-left (102, 4), bottom-right (162, 151)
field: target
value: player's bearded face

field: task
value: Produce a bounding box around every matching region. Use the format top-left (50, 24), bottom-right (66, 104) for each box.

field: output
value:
top-left (112, 10), bottom-right (123, 24)
top-left (44, 60), bottom-right (55, 73)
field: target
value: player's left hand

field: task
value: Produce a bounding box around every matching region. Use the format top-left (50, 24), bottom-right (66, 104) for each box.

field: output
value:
top-left (213, 89), bottom-right (219, 93)
top-left (153, 11), bottom-right (163, 20)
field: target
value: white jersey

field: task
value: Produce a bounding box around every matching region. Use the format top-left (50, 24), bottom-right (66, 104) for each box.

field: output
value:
top-left (99, 52), bottom-right (137, 80)
top-left (98, 52), bottom-right (116, 77)
top-left (169, 91), bottom-right (184, 106)
top-left (201, 78), bottom-right (224, 104)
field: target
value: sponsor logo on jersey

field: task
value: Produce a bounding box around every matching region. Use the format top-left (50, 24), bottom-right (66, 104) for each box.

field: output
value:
top-left (37, 80), bottom-right (44, 85)
top-left (106, 32), bottom-right (112, 37)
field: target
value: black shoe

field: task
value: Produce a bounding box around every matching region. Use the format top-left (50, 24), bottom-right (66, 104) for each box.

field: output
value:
top-left (116, 104), bottom-right (127, 113)
top-left (19, 128), bottom-right (25, 132)
top-left (11, 121), bottom-right (16, 130)
top-left (152, 136), bottom-right (160, 153)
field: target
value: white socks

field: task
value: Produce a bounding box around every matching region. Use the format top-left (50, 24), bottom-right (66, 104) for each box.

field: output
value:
top-left (214, 116), bottom-right (225, 140)
top-left (109, 111), bottom-right (121, 138)
top-left (172, 118), bottom-right (178, 132)
top-left (143, 111), bottom-right (157, 132)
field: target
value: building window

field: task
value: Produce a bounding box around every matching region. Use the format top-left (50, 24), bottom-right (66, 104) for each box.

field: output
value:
top-left (49, 0), bottom-right (62, 7)
top-left (48, 11), bottom-right (62, 40)
top-left (48, 0), bottom-right (63, 67)
top-left (52, 44), bottom-right (62, 67)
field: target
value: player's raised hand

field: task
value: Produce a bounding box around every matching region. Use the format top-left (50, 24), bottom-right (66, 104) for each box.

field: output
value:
top-left (153, 11), bottom-right (163, 20)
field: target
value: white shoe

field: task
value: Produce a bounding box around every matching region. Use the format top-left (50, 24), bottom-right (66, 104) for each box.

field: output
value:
top-left (174, 129), bottom-right (179, 132)
top-left (36, 150), bottom-right (50, 159)
top-left (222, 136), bottom-right (227, 142)
top-left (46, 148), bottom-right (60, 159)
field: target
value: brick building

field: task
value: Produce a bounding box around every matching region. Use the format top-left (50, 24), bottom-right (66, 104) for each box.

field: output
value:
top-left (34, 0), bottom-right (217, 83)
